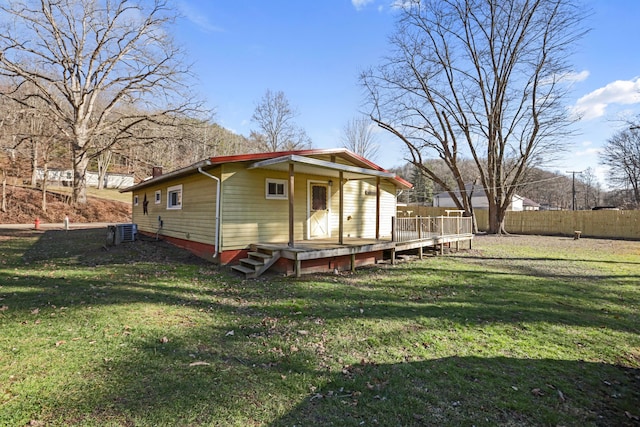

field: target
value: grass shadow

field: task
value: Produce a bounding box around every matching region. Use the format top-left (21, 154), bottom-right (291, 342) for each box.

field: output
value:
top-left (271, 356), bottom-right (640, 426)
top-left (1, 230), bottom-right (639, 426)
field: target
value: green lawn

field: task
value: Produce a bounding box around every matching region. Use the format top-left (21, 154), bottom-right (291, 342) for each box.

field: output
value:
top-left (0, 231), bottom-right (638, 426)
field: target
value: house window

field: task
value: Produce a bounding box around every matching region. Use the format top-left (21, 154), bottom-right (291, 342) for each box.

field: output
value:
top-left (134, 195), bottom-right (139, 206)
top-left (167, 185), bottom-right (182, 209)
top-left (155, 190), bottom-right (161, 204)
top-left (312, 185), bottom-right (327, 210)
top-left (266, 179), bottom-right (287, 200)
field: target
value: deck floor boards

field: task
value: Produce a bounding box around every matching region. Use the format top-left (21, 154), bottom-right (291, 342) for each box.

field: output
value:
top-left (255, 234), bottom-right (473, 261)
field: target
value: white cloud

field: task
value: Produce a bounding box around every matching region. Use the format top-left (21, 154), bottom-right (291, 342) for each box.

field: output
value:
top-left (575, 147), bottom-right (602, 157)
top-left (352, 0), bottom-right (375, 11)
top-left (178, 2), bottom-right (222, 33)
top-left (560, 70), bottom-right (590, 84)
top-left (391, 0), bottom-right (414, 10)
top-left (572, 77), bottom-right (640, 120)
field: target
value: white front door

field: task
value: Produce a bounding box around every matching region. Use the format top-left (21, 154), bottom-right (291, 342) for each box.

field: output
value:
top-left (309, 183), bottom-right (330, 238)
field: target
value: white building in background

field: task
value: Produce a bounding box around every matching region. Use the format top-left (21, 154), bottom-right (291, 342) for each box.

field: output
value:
top-left (432, 184), bottom-right (534, 212)
top-left (35, 168), bottom-right (134, 189)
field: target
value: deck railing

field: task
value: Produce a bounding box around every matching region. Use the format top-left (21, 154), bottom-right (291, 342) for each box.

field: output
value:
top-left (392, 216), bottom-right (473, 243)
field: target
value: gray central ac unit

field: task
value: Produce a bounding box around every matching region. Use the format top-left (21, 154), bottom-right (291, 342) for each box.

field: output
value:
top-left (107, 224), bottom-right (137, 245)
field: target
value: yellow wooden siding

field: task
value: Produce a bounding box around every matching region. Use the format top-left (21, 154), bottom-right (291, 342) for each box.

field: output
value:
top-left (330, 179), bottom-right (395, 238)
top-left (220, 163), bottom-right (316, 249)
top-left (130, 157), bottom-right (399, 251)
top-left (131, 172), bottom-right (218, 244)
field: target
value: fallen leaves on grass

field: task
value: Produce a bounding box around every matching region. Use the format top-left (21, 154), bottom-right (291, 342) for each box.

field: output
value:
top-left (625, 411), bottom-right (640, 421)
top-left (557, 389), bottom-right (566, 403)
top-left (531, 388), bottom-right (545, 397)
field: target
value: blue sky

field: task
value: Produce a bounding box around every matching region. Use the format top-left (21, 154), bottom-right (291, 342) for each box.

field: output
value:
top-left (174, 0), bottom-right (640, 185)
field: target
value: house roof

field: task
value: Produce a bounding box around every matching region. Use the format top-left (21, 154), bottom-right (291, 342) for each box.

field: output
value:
top-left (434, 184), bottom-right (527, 201)
top-left (121, 148), bottom-right (412, 192)
top-left (434, 184), bottom-right (488, 198)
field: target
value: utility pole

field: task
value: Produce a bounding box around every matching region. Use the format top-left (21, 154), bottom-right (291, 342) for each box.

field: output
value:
top-left (567, 170), bottom-right (582, 211)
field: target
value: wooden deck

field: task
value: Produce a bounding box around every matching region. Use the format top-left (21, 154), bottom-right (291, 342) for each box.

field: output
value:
top-left (253, 233), bottom-right (473, 277)
top-left (233, 216), bottom-right (474, 278)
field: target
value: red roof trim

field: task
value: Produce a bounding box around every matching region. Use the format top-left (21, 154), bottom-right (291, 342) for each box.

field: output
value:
top-left (209, 148), bottom-right (412, 188)
top-left (121, 148), bottom-right (412, 192)
top-left (210, 148), bottom-right (383, 172)
top-left (208, 148), bottom-right (344, 165)
top-left (392, 175), bottom-right (413, 188)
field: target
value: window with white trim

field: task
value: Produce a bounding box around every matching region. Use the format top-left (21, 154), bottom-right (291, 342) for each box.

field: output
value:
top-left (167, 185), bottom-right (183, 209)
top-left (134, 195), bottom-right (139, 206)
top-left (155, 190), bottom-right (161, 204)
top-left (266, 179), bottom-right (287, 200)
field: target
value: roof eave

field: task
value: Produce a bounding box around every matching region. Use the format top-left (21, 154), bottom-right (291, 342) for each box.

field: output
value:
top-left (119, 159), bottom-right (213, 193)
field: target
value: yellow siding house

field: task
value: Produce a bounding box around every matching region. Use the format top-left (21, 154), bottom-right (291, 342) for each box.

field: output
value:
top-left (122, 148), bottom-right (412, 276)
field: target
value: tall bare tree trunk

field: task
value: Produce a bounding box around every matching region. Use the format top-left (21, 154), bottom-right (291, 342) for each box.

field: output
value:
top-left (1, 169), bottom-right (6, 213)
top-left (72, 148), bottom-right (89, 205)
top-left (41, 161), bottom-right (48, 212)
top-left (31, 140), bottom-right (38, 188)
top-left (97, 150), bottom-right (113, 190)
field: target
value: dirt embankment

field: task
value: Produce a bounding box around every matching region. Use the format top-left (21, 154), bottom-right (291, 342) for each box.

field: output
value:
top-left (0, 187), bottom-right (131, 224)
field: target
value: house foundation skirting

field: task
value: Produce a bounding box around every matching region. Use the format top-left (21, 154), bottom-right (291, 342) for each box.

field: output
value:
top-left (138, 231), bottom-right (219, 261)
top-left (138, 230), bottom-right (474, 277)
top-left (269, 251), bottom-right (384, 276)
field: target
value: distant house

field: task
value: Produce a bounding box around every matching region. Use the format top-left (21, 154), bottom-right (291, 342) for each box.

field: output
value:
top-left (121, 148), bottom-right (416, 276)
top-left (35, 168), bottom-right (134, 189)
top-left (522, 197), bottom-right (540, 211)
top-left (432, 184), bottom-right (533, 212)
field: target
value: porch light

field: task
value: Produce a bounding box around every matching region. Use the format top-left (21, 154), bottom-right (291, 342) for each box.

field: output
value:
top-left (328, 180), bottom-right (333, 186)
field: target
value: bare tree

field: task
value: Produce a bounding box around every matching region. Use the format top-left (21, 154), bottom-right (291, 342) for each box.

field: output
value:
top-left (0, 89), bottom-right (64, 212)
top-left (251, 90), bottom-right (312, 152)
top-left (0, 0), bottom-right (202, 205)
top-left (341, 116), bottom-right (379, 160)
top-left (362, 0), bottom-right (587, 233)
top-left (96, 149), bottom-right (113, 190)
top-left (600, 127), bottom-right (640, 207)
top-left (578, 167), bottom-right (601, 209)
top-left (519, 167), bottom-right (572, 209)
top-left (0, 96), bottom-right (22, 213)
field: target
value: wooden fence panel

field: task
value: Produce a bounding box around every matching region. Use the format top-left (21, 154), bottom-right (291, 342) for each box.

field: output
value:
top-left (397, 206), bottom-right (640, 239)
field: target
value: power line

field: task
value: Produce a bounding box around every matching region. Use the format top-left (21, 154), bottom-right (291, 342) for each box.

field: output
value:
top-left (566, 170), bottom-right (583, 211)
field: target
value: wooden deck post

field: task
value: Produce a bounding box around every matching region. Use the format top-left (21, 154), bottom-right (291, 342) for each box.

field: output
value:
top-left (350, 253), bottom-right (356, 272)
top-left (339, 171), bottom-right (344, 245)
top-left (440, 216), bottom-right (444, 255)
top-left (391, 216), bottom-right (396, 242)
top-left (288, 163), bottom-right (295, 247)
top-left (390, 215), bottom-right (397, 265)
top-left (375, 176), bottom-right (380, 240)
